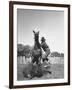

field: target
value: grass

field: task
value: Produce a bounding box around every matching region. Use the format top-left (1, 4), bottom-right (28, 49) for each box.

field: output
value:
top-left (17, 57), bottom-right (64, 81)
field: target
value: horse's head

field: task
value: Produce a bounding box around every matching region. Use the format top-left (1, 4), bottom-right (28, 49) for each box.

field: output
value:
top-left (33, 30), bottom-right (39, 41)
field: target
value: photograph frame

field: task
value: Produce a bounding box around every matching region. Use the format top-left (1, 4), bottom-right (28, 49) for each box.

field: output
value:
top-left (9, 1), bottom-right (70, 89)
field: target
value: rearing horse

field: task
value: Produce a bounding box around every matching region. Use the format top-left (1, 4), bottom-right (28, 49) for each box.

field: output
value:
top-left (31, 30), bottom-right (42, 64)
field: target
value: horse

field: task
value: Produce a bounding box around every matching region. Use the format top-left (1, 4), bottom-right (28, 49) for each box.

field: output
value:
top-left (31, 30), bottom-right (42, 65)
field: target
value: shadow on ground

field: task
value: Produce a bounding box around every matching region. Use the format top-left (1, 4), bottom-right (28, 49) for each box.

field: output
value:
top-left (17, 62), bottom-right (64, 81)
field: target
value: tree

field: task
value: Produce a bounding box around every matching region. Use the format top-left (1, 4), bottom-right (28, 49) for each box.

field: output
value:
top-left (17, 44), bottom-right (32, 58)
top-left (50, 52), bottom-right (60, 57)
top-left (60, 53), bottom-right (64, 57)
top-left (17, 44), bottom-right (24, 57)
top-left (23, 45), bottom-right (32, 58)
top-left (17, 44), bottom-right (25, 63)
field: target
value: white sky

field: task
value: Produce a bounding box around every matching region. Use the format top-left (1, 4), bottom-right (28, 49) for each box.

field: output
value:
top-left (17, 9), bottom-right (64, 53)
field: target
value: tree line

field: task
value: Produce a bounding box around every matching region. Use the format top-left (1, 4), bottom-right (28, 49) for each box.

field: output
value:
top-left (17, 44), bottom-right (64, 58)
top-left (50, 52), bottom-right (64, 57)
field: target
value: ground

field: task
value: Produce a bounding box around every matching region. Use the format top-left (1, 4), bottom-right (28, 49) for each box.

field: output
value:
top-left (17, 57), bottom-right (64, 81)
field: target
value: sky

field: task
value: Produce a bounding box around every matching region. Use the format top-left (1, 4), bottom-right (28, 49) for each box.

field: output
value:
top-left (17, 9), bottom-right (64, 53)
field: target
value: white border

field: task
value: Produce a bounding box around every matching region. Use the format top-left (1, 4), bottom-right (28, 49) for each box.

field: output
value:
top-left (13, 4), bottom-right (68, 86)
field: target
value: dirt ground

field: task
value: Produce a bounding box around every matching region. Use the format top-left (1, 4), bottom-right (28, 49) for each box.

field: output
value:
top-left (17, 60), bottom-right (64, 81)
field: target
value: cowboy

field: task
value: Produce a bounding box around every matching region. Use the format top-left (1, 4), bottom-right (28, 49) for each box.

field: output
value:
top-left (41, 37), bottom-right (50, 62)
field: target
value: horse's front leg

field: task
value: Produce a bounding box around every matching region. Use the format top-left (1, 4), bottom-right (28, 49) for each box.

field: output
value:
top-left (31, 56), bottom-right (35, 64)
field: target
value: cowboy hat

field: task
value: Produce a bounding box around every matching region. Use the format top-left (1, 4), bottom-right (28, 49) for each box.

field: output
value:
top-left (41, 37), bottom-right (46, 41)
